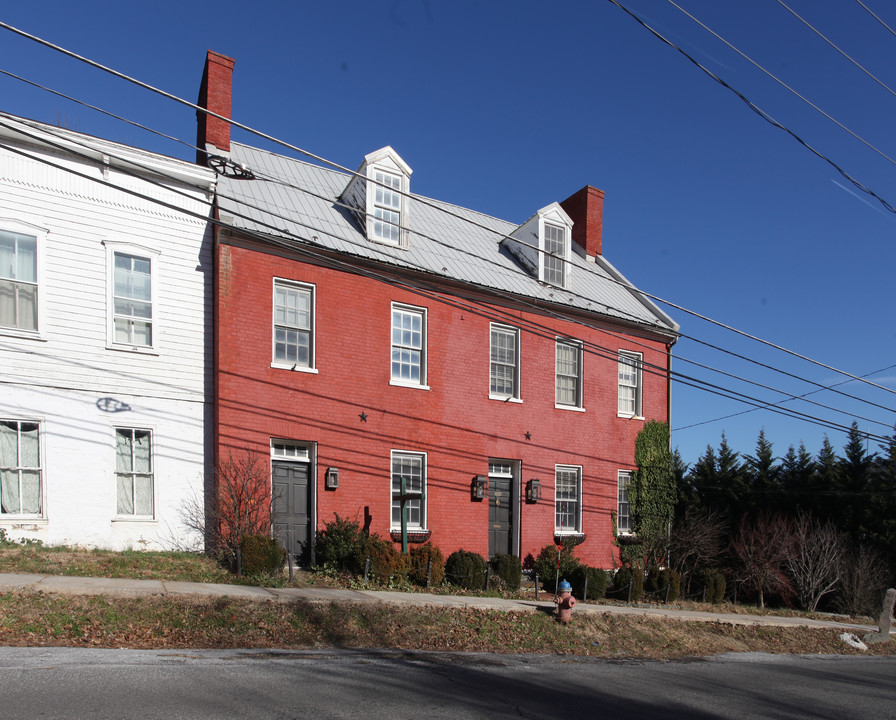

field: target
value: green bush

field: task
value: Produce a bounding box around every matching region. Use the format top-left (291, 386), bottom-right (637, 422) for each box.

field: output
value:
top-left (533, 543), bottom-right (581, 593)
top-left (239, 534), bottom-right (286, 575)
top-left (612, 566), bottom-right (644, 602)
top-left (695, 568), bottom-right (726, 604)
top-left (359, 533), bottom-right (408, 584)
top-left (570, 565), bottom-right (608, 601)
top-left (445, 549), bottom-right (488, 590)
top-left (489, 554), bottom-right (522, 590)
top-left (645, 567), bottom-right (681, 602)
top-left (314, 514), bottom-right (366, 574)
top-left (408, 543), bottom-right (445, 587)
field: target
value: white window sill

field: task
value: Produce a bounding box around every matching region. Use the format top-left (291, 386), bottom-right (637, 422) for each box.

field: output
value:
top-left (489, 394), bottom-right (522, 404)
top-left (555, 404), bottom-right (586, 412)
top-left (106, 344), bottom-right (159, 356)
top-left (389, 380), bottom-right (430, 391)
top-left (112, 517), bottom-right (158, 524)
top-left (554, 530), bottom-right (582, 536)
top-left (0, 517), bottom-right (47, 525)
top-left (617, 413), bottom-right (645, 420)
top-left (271, 363), bottom-right (319, 374)
top-left (0, 328), bottom-right (47, 342)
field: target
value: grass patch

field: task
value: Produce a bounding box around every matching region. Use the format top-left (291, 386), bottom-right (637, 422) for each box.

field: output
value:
top-left (0, 592), bottom-right (891, 657)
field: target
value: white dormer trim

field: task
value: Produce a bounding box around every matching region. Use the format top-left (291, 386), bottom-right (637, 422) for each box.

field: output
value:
top-left (340, 146), bottom-right (413, 248)
top-left (503, 202), bottom-right (573, 288)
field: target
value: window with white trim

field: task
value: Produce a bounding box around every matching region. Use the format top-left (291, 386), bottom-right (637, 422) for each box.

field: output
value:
top-left (618, 351), bottom-right (643, 417)
top-left (0, 228), bottom-right (38, 332)
top-left (490, 324), bottom-right (520, 400)
top-left (373, 170), bottom-right (402, 244)
top-left (555, 339), bottom-right (583, 408)
top-left (617, 470), bottom-right (632, 534)
top-left (273, 280), bottom-right (314, 369)
top-left (542, 222), bottom-right (567, 287)
top-left (109, 248), bottom-right (155, 348)
top-left (554, 465), bottom-right (582, 533)
top-left (391, 304), bottom-right (426, 385)
top-left (115, 428), bottom-right (153, 517)
top-left (0, 420), bottom-right (41, 516)
top-left (391, 451), bottom-right (426, 530)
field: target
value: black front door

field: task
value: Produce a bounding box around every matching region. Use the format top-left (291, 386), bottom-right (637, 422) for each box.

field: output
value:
top-left (272, 461), bottom-right (310, 563)
top-left (488, 473), bottom-right (513, 558)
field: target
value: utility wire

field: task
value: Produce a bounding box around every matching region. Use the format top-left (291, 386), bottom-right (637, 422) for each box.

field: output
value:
top-left (4, 105), bottom-right (894, 433)
top-left (665, 0), bottom-right (896, 166)
top-left (2, 27), bottom-right (894, 403)
top-left (4, 122), bottom-right (890, 444)
top-left (777, 0), bottom-right (896, 101)
top-left (855, 0), bottom-right (896, 40)
top-left (605, 0), bottom-right (896, 215)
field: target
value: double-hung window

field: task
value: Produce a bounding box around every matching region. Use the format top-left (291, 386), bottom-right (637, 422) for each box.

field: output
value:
top-left (617, 470), bottom-right (632, 534)
top-left (273, 280), bottom-right (314, 370)
top-left (0, 420), bottom-right (41, 516)
top-left (0, 228), bottom-right (38, 333)
top-left (115, 428), bottom-right (153, 518)
top-left (554, 465), bottom-right (582, 533)
top-left (107, 243), bottom-right (156, 349)
top-left (618, 351), bottom-right (643, 417)
top-left (542, 223), bottom-right (566, 287)
top-left (373, 170), bottom-right (402, 244)
top-left (490, 324), bottom-right (520, 400)
top-left (555, 339), bottom-right (583, 408)
top-left (391, 304), bottom-right (426, 386)
top-left (391, 451), bottom-right (426, 530)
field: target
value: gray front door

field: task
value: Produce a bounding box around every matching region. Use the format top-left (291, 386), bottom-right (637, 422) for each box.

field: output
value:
top-left (272, 461), bottom-right (310, 563)
top-left (488, 472), bottom-right (513, 558)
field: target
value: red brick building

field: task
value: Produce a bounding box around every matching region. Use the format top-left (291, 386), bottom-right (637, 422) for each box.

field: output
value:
top-left (200, 52), bottom-right (678, 569)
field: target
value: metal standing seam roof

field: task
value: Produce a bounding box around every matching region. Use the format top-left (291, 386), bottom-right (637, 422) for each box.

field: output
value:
top-left (218, 142), bottom-right (679, 336)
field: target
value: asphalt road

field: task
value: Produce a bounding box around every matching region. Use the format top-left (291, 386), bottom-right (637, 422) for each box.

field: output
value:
top-left (0, 647), bottom-right (893, 719)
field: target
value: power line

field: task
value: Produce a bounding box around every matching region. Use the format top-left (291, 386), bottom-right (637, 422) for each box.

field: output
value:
top-left (4, 118), bottom-right (891, 445)
top-left (777, 0), bottom-right (896, 101)
top-left (605, 0), bottom-right (896, 216)
top-left (2, 28), bottom-right (894, 404)
top-left (665, 0), bottom-right (896, 166)
top-left (854, 0), bottom-right (896, 40)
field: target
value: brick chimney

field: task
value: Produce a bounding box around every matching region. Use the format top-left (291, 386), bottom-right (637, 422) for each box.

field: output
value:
top-left (196, 50), bottom-right (235, 165)
top-left (560, 185), bottom-right (604, 258)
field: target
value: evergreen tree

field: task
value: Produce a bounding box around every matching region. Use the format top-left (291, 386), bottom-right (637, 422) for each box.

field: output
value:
top-left (743, 429), bottom-right (779, 516)
top-left (687, 444), bottom-right (718, 513)
top-left (870, 426), bottom-right (896, 582)
top-left (779, 442), bottom-right (815, 516)
top-left (716, 433), bottom-right (747, 521)
top-left (838, 423), bottom-right (876, 543)
top-left (814, 435), bottom-right (839, 524)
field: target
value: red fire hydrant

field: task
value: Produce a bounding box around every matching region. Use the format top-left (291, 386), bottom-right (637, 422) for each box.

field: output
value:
top-left (554, 579), bottom-right (576, 625)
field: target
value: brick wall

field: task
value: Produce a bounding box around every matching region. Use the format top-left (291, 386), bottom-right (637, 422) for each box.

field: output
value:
top-left (215, 241), bottom-right (671, 569)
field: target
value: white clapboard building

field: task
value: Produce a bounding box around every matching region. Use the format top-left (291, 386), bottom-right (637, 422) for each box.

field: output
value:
top-left (0, 112), bottom-right (215, 549)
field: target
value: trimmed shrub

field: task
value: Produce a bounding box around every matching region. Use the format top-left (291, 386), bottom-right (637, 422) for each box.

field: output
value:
top-left (315, 514), bottom-right (366, 574)
top-left (533, 543), bottom-right (581, 593)
top-left (612, 566), bottom-right (644, 602)
top-left (239, 534), bottom-right (286, 575)
top-left (570, 565), bottom-right (608, 601)
top-left (408, 543), bottom-right (445, 587)
top-left (695, 568), bottom-right (726, 604)
top-left (360, 533), bottom-right (408, 584)
top-left (489, 554), bottom-right (522, 591)
top-left (445, 549), bottom-right (488, 590)
top-left (645, 567), bottom-right (681, 602)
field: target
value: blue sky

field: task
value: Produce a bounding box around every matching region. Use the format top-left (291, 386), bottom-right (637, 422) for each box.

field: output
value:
top-left (2, 1), bottom-right (895, 466)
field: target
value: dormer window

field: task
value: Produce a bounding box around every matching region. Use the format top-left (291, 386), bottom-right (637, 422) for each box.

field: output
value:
top-left (373, 170), bottom-right (402, 243)
top-left (542, 222), bottom-right (567, 287)
top-left (503, 202), bottom-right (573, 289)
top-left (340, 146), bottom-right (412, 248)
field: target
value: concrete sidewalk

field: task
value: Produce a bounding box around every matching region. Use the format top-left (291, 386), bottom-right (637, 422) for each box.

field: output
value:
top-left (0, 572), bottom-right (887, 636)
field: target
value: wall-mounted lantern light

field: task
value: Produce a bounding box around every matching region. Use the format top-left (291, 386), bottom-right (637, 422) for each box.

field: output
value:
top-left (471, 475), bottom-right (487, 500)
top-left (526, 478), bottom-right (541, 503)
top-left (325, 467), bottom-right (339, 490)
